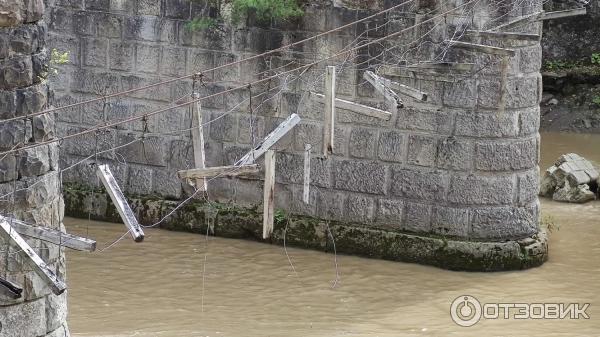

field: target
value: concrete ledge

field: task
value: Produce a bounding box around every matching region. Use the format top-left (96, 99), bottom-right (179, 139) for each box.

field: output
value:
top-left (64, 183), bottom-right (548, 272)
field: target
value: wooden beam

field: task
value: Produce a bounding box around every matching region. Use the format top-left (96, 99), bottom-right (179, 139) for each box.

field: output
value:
top-left (0, 277), bottom-right (22, 299)
top-left (178, 164), bottom-right (259, 180)
top-left (0, 218), bottom-right (67, 295)
top-left (378, 63), bottom-right (475, 79)
top-left (366, 70), bottom-right (427, 101)
top-left (447, 40), bottom-right (516, 57)
top-left (262, 150), bottom-right (275, 239)
top-left (363, 70), bottom-right (403, 108)
top-left (10, 219), bottom-right (96, 252)
top-left (312, 92), bottom-right (392, 120)
top-left (96, 165), bottom-right (145, 242)
top-left (465, 30), bottom-right (540, 41)
top-left (488, 11), bottom-right (542, 31)
top-left (303, 144), bottom-right (311, 204)
top-left (323, 66), bottom-right (336, 157)
top-left (191, 94), bottom-right (207, 191)
top-left (235, 113), bottom-right (301, 166)
top-left (540, 8), bottom-right (586, 20)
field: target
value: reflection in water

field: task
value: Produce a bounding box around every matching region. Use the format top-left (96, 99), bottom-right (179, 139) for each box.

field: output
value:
top-left (66, 132), bottom-right (600, 336)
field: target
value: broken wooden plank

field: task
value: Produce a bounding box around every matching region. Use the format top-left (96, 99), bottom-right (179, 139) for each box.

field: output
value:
top-left (0, 277), bottom-right (22, 299)
top-left (363, 70), bottom-right (403, 108)
top-left (446, 40), bottom-right (516, 57)
top-left (191, 94), bottom-right (207, 192)
top-left (324, 66), bottom-right (336, 157)
top-left (465, 30), bottom-right (540, 41)
top-left (0, 218), bottom-right (67, 295)
top-left (96, 164), bottom-right (145, 242)
top-left (488, 11), bottom-right (543, 31)
top-left (366, 70), bottom-right (427, 102)
top-left (540, 8), bottom-right (586, 20)
top-left (178, 164), bottom-right (260, 180)
top-left (235, 113), bottom-right (301, 166)
top-left (405, 62), bottom-right (476, 73)
top-left (262, 150), bottom-right (276, 239)
top-left (312, 92), bottom-right (392, 120)
top-left (303, 144), bottom-right (311, 204)
top-left (10, 219), bottom-right (96, 252)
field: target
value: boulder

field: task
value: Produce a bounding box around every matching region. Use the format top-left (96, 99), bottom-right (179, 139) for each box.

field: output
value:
top-left (539, 153), bottom-right (599, 203)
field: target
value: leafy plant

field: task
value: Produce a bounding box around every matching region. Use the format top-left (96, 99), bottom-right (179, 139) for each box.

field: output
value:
top-left (592, 53), bottom-right (600, 65)
top-left (592, 95), bottom-right (600, 105)
top-left (185, 17), bottom-right (218, 31)
top-left (230, 0), bottom-right (303, 24)
top-left (543, 59), bottom-right (574, 71)
top-left (49, 48), bottom-right (69, 75)
top-left (274, 209), bottom-right (286, 224)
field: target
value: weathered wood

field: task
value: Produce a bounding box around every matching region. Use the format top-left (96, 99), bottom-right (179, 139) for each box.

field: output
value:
top-left (0, 277), bottom-right (22, 299)
top-left (323, 66), bottom-right (336, 157)
top-left (191, 94), bottom-right (207, 191)
top-left (312, 93), bottom-right (392, 120)
top-left (96, 165), bottom-right (145, 242)
top-left (363, 70), bottom-right (403, 108)
top-left (10, 219), bottom-right (96, 252)
top-left (541, 8), bottom-right (586, 20)
top-left (303, 144), bottom-right (311, 204)
top-left (235, 113), bottom-right (301, 166)
top-left (366, 71), bottom-right (427, 101)
top-left (262, 150), bottom-right (276, 239)
top-left (0, 218), bottom-right (67, 295)
top-left (446, 40), bottom-right (516, 56)
top-left (378, 63), bottom-right (475, 79)
top-left (466, 30), bottom-right (540, 40)
top-left (488, 11), bottom-right (542, 31)
top-left (178, 164), bottom-right (260, 180)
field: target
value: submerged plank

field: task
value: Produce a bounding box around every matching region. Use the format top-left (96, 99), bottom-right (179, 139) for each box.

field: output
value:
top-left (0, 217), bottom-right (67, 295)
top-left (178, 165), bottom-right (260, 180)
top-left (96, 164), bottom-right (145, 242)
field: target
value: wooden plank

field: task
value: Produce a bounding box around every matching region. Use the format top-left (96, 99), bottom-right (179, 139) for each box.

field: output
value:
top-left (312, 92), bottom-right (392, 120)
top-left (178, 164), bottom-right (259, 180)
top-left (323, 66), bottom-right (336, 157)
top-left (541, 8), bottom-right (586, 20)
top-left (465, 30), bottom-right (540, 40)
top-left (235, 113), bottom-right (301, 166)
top-left (262, 150), bottom-right (276, 239)
top-left (0, 277), bottom-right (22, 299)
top-left (303, 144), bottom-right (311, 204)
top-left (0, 218), bottom-right (66, 295)
top-left (10, 219), bottom-right (96, 252)
top-left (488, 11), bottom-right (542, 31)
top-left (96, 165), bottom-right (145, 242)
top-left (191, 94), bottom-right (207, 191)
top-left (446, 40), bottom-right (516, 57)
top-left (363, 70), bottom-right (403, 108)
top-left (366, 70), bottom-right (427, 101)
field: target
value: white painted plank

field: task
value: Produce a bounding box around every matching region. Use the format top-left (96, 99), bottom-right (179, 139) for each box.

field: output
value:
top-left (0, 218), bottom-right (67, 295)
top-left (96, 165), bottom-right (145, 242)
top-left (488, 11), bottom-right (542, 31)
top-left (366, 70), bottom-right (427, 101)
top-left (303, 144), bottom-right (311, 204)
top-left (191, 94), bottom-right (207, 191)
top-left (446, 40), bottom-right (516, 56)
top-left (363, 70), bottom-right (403, 108)
top-left (262, 150), bottom-right (276, 239)
top-left (0, 277), bottom-right (22, 299)
top-left (235, 113), bottom-right (301, 166)
top-left (312, 92), bottom-right (392, 120)
top-left (323, 66), bottom-right (336, 157)
top-left (541, 8), bottom-right (586, 20)
top-left (10, 219), bottom-right (96, 252)
top-left (466, 30), bottom-right (540, 40)
top-left (178, 164), bottom-right (259, 180)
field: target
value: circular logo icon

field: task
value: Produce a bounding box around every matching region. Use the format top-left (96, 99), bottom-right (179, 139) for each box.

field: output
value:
top-left (450, 295), bottom-right (482, 327)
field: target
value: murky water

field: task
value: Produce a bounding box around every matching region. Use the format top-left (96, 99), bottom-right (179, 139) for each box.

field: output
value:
top-left (66, 132), bottom-right (600, 337)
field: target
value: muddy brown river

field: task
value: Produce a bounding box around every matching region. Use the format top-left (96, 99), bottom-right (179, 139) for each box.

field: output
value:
top-left (66, 132), bottom-right (600, 337)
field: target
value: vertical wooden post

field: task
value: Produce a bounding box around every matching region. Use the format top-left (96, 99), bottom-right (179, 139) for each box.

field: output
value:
top-left (263, 150), bottom-right (276, 239)
top-left (303, 144), bottom-right (311, 204)
top-left (191, 93), bottom-right (207, 191)
top-left (323, 66), bottom-right (336, 157)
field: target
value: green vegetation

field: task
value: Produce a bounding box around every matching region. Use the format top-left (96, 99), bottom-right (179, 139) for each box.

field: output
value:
top-left (543, 59), bottom-right (578, 71)
top-left (274, 208), bottom-right (286, 224)
top-left (49, 49), bottom-right (70, 74)
top-left (591, 53), bottom-right (600, 65)
top-left (593, 95), bottom-right (600, 105)
top-left (185, 17), bottom-right (218, 31)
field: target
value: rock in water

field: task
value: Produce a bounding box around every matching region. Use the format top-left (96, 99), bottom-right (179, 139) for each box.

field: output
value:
top-left (540, 153), bottom-right (599, 203)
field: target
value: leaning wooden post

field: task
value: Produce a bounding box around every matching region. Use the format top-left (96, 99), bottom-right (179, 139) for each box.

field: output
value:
top-left (263, 150), bottom-right (276, 239)
top-left (303, 144), bottom-right (311, 204)
top-left (323, 66), bottom-right (336, 157)
top-left (191, 93), bottom-right (207, 192)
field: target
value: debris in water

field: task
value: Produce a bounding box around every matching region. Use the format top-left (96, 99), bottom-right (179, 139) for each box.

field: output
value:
top-left (540, 153), bottom-right (599, 203)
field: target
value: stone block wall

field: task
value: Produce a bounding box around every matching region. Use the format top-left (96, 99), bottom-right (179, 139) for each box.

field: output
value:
top-left (0, 0), bottom-right (69, 336)
top-left (48, 0), bottom-right (543, 257)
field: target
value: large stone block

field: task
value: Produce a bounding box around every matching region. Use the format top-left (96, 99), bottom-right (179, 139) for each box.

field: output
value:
top-left (470, 203), bottom-right (539, 240)
top-left (403, 202), bottom-right (432, 233)
top-left (275, 152), bottom-right (330, 188)
top-left (45, 291), bottom-right (68, 333)
top-left (448, 174), bottom-right (514, 205)
top-left (407, 134), bottom-right (437, 167)
top-left (348, 127), bottom-right (378, 159)
top-left (475, 137), bottom-right (537, 171)
top-left (16, 82), bottom-right (47, 116)
top-left (293, 122), bottom-right (323, 152)
top-left (375, 198), bottom-right (403, 226)
top-left (377, 130), bottom-right (404, 163)
top-left (396, 108), bottom-right (454, 134)
top-left (390, 167), bottom-right (446, 201)
top-left (0, 297), bottom-right (46, 337)
top-left (109, 41), bottom-right (134, 71)
top-left (346, 194), bottom-right (375, 223)
top-left (0, 89), bottom-right (17, 119)
top-left (116, 132), bottom-right (167, 167)
top-left (455, 111), bottom-right (519, 138)
top-left (431, 206), bottom-right (470, 237)
top-left (316, 190), bottom-right (346, 220)
top-left (333, 159), bottom-right (386, 195)
top-left (209, 112), bottom-right (237, 142)
top-left (0, 56), bottom-right (33, 89)
top-left (436, 136), bottom-right (472, 170)
top-left (19, 144), bottom-right (51, 177)
top-left (135, 43), bottom-right (160, 73)
top-left (443, 79), bottom-right (476, 108)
